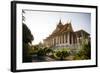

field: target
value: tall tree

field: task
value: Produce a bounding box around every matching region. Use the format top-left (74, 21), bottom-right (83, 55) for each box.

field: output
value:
top-left (22, 10), bottom-right (34, 62)
top-left (23, 23), bottom-right (34, 62)
top-left (23, 23), bottom-right (34, 44)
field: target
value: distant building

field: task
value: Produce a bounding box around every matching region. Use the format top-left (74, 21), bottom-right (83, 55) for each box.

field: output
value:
top-left (43, 20), bottom-right (90, 51)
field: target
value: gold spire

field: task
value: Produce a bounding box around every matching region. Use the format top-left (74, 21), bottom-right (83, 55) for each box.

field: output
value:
top-left (59, 19), bottom-right (62, 24)
top-left (67, 19), bottom-right (71, 24)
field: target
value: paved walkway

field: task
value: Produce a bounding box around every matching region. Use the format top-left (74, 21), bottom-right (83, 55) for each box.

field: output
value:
top-left (32, 55), bottom-right (55, 62)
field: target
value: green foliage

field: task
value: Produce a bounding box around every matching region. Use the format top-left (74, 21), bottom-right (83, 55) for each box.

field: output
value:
top-left (23, 43), bottom-right (32, 62)
top-left (37, 49), bottom-right (46, 56)
top-left (35, 47), bottom-right (53, 56)
top-left (44, 47), bottom-right (53, 55)
top-left (22, 23), bottom-right (34, 62)
top-left (23, 23), bottom-right (34, 44)
top-left (74, 41), bottom-right (91, 60)
top-left (22, 11), bottom-right (34, 62)
top-left (33, 45), bottom-right (40, 51)
top-left (54, 50), bottom-right (69, 60)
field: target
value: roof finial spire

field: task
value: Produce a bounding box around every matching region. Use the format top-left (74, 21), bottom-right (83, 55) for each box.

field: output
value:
top-left (59, 19), bottom-right (62, 24)
top-left (67, 19), bottom-right (71, 23)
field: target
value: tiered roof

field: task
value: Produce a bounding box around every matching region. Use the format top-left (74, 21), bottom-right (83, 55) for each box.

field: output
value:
top-left (44, 20), bottom-right (89, 41)
top-left (44, 20), bottom-right (74, 40)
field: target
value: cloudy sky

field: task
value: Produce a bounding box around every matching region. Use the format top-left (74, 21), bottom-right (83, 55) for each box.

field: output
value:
top-left (23, 10), bottom-right (91, 45)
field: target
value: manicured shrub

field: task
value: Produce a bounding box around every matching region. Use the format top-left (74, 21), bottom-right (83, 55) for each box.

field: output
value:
top-left (54, 50), bottom-right (69, 60)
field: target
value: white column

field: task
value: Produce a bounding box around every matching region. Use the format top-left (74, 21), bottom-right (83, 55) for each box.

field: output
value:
top-left (61, 35), bottom-right (62, 44)
top-left (50, 39), bottom-right (51, 46)
top-left (71, 35), bottom-right (73, 44)
top-left (55, 37), bottom-right (57, 46)
top-left (64, 34), bottom-right (66, 43)
top-left (58, 36), bottom-right (59, 44)
top-left (61, 35), bottom-right (63, 44)
top-left (57, 36), bottom-right (58, 44)
top-left (63, 34), bottom-right (64, 43)
top-left (59, 35), bottom-right (61, 46)
top-left (56, 36), bottom-right (57, 45)
top-left (67, 32), bottom-right (70, 45)
top-left (60, 35), bottom-right (62, 44)
top-left (52, 38), bottom-right (53, 46)
top-left (53, 38), bottom-right (54, 45)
